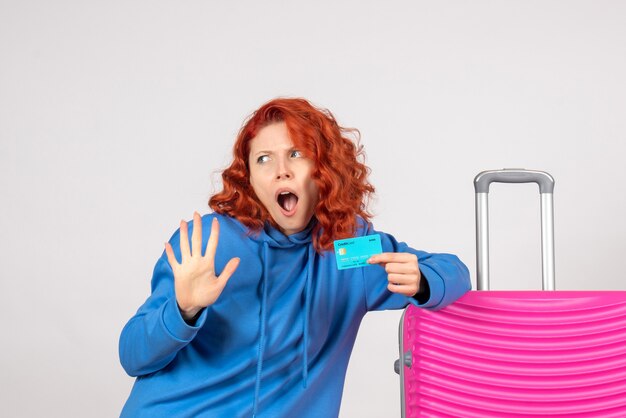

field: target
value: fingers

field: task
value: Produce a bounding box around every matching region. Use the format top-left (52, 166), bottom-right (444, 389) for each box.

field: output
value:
top-left (387, 281), bottom-right (419, 297)
top-left (381, 262), bottom-right (420, 275)
top-left (179, 218), bottom-right (191, 262)
top-left (368, 253), bottom-right (419, 275)
top-left (387, 273), bottom-right (415, 285)
top-left (191, 211), bottom-right (203, 257)
top-left (387, 273), bottom-right (420, 296)
top-left (164, 242), bottom-right (178, 269)
top-left (368, 252), bottom-right (416, 265)
top-left (172, 212), bottom-right (206, 264)
top-left (204, 217), bottom-right (220, 266)
top-left (218, 257), bottom-right (240, 284)
top-left (368, 252), bottom-right (420, 297)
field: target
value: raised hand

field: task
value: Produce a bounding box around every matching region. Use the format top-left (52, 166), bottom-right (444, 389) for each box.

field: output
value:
top-left (164, 212), bottom-right (240, 321)
top-left (367, 252), bottom-right (421, 297)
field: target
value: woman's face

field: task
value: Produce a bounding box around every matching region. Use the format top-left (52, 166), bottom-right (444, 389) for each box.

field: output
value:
top-left (248, 122), bottom-right (319, 236)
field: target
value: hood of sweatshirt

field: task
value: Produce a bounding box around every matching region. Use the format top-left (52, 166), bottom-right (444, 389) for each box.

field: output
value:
top-left (242, 216), bottom-right (318, 417)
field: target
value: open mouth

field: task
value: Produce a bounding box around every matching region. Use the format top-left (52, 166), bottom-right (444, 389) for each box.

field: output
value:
top-left (277, 191), bottom-right (299, 213)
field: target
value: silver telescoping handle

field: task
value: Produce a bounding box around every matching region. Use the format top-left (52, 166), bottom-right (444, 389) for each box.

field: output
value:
top-left (474, 169), bottom-right (556, 291)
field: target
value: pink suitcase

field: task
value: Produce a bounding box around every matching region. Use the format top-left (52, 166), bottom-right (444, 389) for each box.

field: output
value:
top-left (396, 169), bottom-right (626, 417)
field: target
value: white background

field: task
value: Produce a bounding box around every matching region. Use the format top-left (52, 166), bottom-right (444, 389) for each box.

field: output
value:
top-left (1, 1), bottom-right (625, 416)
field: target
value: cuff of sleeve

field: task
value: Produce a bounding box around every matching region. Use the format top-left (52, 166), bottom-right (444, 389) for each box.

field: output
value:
top-left (161, 297), bottom-right (207, 341)
top-left (408, 264), bottom-right (444, 309)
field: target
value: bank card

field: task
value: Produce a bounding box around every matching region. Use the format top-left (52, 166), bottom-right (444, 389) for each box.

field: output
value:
top-left (333, 234), bottom-right (382, 270)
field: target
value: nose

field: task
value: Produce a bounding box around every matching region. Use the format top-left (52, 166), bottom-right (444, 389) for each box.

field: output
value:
top-left (275, 157), bottom-right (292, 180)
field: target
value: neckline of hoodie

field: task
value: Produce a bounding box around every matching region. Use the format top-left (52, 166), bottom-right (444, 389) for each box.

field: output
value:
top-left (217, 212), bottom-right (317, 248)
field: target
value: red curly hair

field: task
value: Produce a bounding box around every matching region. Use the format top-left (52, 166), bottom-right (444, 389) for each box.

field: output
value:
top-left (208, 97), bottom-right (375, 253)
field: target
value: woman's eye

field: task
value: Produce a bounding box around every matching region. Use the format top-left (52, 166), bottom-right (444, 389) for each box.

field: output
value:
top-left (257, 155), bottom-right (270, 164)
top-left (290, 150), bottom-right (302, 158)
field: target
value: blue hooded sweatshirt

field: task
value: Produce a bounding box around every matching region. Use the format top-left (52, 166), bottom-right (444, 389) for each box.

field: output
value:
top-left (119, 212), bottom-right (470, 417)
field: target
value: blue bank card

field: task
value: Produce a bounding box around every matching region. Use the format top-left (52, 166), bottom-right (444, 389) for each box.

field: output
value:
top-left (333, 234), bottom-right (383, 270)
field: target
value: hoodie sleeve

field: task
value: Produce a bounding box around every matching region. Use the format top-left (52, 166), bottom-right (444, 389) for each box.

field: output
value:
top-left (360, 220), bottom-right (471, 312)
top-left (118, 227), bottom-right (209, 377)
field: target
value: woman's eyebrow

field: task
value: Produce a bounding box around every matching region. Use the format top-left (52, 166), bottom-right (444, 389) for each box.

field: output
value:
top-left (253, 147), bottom-right (298, 156)
top-left (253, 150), bottom-right (272, 156)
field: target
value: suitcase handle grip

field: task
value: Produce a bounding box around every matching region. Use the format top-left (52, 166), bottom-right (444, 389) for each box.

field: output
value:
top-left (474, 169), bottom-right (554, 194)
top-left (474, 169), bottom-right (556, 291)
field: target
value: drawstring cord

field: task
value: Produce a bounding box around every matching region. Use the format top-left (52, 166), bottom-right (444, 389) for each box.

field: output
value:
top-left (252, 241), bottom-right (315, 416)
top-left (252, 242), bottom-right (269, 418)
top-left (302, 244), bottom-right (314, 388)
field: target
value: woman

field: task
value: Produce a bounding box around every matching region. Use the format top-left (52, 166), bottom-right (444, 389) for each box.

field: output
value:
top-left (119, 98), bottom-right (471, 417)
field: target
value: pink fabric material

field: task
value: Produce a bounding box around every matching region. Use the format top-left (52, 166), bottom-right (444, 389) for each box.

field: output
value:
top-left (402, 291), bottom-right (626, 417)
